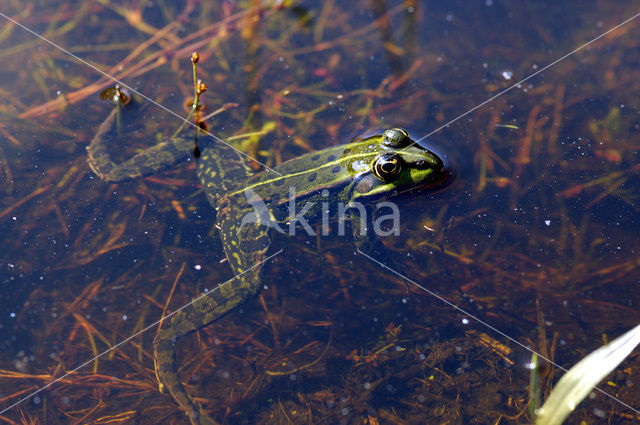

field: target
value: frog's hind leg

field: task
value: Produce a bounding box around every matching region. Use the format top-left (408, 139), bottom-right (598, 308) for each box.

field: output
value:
top-left (153, 277), bottom-right (262, 425)
top-left (153, 216), bottom-right (271, 425)
top-left (87, 107), bottom-right (193, 182)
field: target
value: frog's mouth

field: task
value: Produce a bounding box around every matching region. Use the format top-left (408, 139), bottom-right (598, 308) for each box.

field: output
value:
top-left (395, 165), bottom-right (454, 197)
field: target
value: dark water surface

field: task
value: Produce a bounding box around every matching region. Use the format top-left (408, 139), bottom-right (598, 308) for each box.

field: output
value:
top-left (1, 1), bottom-right (640, 424)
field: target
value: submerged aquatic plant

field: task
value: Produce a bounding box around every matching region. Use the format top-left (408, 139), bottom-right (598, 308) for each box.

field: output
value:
top-left (535, 324), bottom-right (640, 425)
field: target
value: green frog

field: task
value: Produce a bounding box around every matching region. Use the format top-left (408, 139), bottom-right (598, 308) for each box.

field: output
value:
top-left (87, 104), bottom-right (446, 425)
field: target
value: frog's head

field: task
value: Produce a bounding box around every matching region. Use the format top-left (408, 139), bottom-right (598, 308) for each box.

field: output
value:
top-left (344, 128), bottom-right (447, 202)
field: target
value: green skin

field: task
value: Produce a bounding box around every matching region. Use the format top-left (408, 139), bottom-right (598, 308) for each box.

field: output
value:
top-left (87, 108), bottom-right (445, 425)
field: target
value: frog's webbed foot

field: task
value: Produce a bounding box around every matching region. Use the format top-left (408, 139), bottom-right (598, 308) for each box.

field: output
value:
top-left (153, 333), bottom-right (219, 425)
top-left (87, 107), bottom-right (193, 182)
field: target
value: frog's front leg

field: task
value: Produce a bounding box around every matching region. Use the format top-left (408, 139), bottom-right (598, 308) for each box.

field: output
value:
top-left (87, 106), bottom-right (193, 182)
top-left (347, 206), bottom-right (387, 257)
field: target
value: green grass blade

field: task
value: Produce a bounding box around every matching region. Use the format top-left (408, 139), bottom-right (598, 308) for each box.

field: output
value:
top-left (536, 324), bottom-right (640, 425)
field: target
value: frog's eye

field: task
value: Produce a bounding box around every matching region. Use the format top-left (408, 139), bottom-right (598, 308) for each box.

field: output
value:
top-left (382, 128), bottom-right (411, 147)
top-left (372, 153), bottom-right (403, 182)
